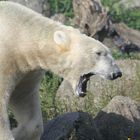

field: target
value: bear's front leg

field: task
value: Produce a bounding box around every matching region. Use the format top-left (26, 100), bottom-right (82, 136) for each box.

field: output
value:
top-left (10, 90), bottom-right (43, 140)
top-left (10, 71), bottom-right (44, 140)
top-left (0, 88), bottom-right (15, 140)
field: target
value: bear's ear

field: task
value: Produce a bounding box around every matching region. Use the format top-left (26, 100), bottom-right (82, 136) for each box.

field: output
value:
top-left (53, 31), bottom-right (70, 50)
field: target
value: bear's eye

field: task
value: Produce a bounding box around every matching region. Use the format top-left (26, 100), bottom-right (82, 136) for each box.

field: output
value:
top-left (96, 52), bottom-right (101, 56)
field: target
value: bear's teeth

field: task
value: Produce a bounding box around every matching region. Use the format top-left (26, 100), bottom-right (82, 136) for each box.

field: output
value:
top-left (76, 90), bottom-right (80, 96)
top-left (82, 78), bottom-right (87, 83)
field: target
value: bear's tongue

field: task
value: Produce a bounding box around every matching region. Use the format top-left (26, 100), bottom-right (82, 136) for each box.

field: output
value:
top-left (76, 73), bottom-right (93, 97)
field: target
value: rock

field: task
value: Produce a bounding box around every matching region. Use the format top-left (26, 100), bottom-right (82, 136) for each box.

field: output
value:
top-left (94, 96), bottom-right (140, 140)
top-left (73, 0), bottom-right (108, 36)
top-left (115, 0), bottom-right (140, 9)
top-left (41, 112), bottom-right (103, 140)
top-left (111, 23), bottom-right (140, 54)
top-left (41, 96), bottom-right (140, 140)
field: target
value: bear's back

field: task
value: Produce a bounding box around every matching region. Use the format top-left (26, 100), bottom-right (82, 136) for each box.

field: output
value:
top-left (0, 1), bottom-right (64, 34)
top-left (0, 1), bottom-right (43, 23)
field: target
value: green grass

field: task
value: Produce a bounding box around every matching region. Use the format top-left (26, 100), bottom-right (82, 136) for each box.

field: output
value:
top-left (112, 49), bottom-right (140, 60)
top-left (48, 0), bottom-right (74, 18)
top-left (40, 71), bottom-right (62, 121)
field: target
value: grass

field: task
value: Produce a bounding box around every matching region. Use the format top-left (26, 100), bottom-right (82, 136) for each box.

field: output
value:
top-left (48, 0), bottom-right (74, 18)
top-left (112, 49), bottom-right (140, 60)
top-left (40, 71), bottom-right (62, 121)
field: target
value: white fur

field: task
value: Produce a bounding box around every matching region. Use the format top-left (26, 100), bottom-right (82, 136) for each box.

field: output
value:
top-left (0, 2), bottom-right (121, 140)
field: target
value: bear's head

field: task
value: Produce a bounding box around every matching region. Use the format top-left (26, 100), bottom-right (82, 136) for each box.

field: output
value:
top-left (53, 27), bottom-right (122, 97)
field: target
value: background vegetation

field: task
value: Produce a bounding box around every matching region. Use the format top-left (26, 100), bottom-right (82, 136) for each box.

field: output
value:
top-left (48, 0), bottom-right (140, 30)
top-left (48, 0), bottom-right (74, 17)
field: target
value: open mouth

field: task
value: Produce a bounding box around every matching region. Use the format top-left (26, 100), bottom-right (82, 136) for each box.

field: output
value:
top-left (76, 73), bottom-right (94, 97)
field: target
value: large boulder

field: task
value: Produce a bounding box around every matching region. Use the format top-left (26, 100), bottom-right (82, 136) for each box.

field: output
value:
top-left (41, 96), bottom-right (140, 140)
top-left (41, 112), bottom-right (103, 140)
top-left (115, 0), bottom-right (140, 9)
top-left (95, 96), bottom-right (140, 140)
top-left (73, 0), bottom-right (108, 36)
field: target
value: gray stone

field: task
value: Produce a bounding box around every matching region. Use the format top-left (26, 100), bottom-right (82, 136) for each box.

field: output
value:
top-left (94, 96), bottom-right (140, 140)
top-left (41, 112), bottom-right (103, 140)
top-left (117, 0), bottom-right (140, 9)
top-left (41, 96), bottom-right (140, 140)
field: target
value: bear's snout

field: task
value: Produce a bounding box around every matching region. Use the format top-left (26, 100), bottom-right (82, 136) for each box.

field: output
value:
top-left (111, 71), bottom-right (122, 80)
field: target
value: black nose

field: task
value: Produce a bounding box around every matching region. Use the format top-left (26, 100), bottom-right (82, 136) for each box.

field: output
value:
top-left (112, 71), bottom-right (122, 79)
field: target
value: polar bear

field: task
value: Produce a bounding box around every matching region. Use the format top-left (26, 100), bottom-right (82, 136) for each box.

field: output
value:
top-left (0, 1), bottom-right (122, 140)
